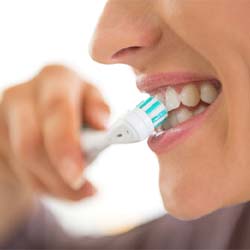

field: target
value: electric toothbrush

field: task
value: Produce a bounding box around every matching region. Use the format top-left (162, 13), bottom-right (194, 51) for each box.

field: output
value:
top-left (81, 96), bottom-right (168, 164)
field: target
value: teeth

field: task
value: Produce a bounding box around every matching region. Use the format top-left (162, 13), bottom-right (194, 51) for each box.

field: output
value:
top-left (162, 119), bottom-right (172, 130)
top-left (155, 126), bottom-right (164, 133)
top-left (165, 87), bottom-right (181, 111)
top-left (193, 104), bottom-right (207, 116)
top-left (180, 84), bottom-right (200, 107)
top-left (160, 104), bottom-right (208, 131)
top-left (200, 82), bottom-right (218, 104)
top-left (168, 112), bottom-right (179, 127)
top-left (154, 81), bottom-right (219, 131)
top-left (175, 108), bottom-right (193, 123)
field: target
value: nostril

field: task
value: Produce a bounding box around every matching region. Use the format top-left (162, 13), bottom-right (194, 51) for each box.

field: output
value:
top-left (112, 46), bottom-right (142, 59)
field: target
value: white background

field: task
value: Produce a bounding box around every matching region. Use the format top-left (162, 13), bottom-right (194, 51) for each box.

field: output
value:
top-left (0, 0), bottom-right (165, 235)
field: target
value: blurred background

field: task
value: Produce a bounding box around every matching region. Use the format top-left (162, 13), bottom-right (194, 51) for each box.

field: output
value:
top-left (0, 0), bottom-right (165, 235)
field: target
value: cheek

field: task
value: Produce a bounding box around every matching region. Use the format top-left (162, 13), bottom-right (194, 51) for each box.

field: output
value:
top-left (156, 0), bottom-right (250, 219)
top-left (160, 1), bottom-right (250, 66)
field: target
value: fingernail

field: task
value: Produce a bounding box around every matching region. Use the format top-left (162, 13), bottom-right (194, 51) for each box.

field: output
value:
top-left (97, 111), bottom-right (109, 128)
top-left (72, 176), bottom-right (86, 190)
top-left (60, 158), bottom-right (81, 187)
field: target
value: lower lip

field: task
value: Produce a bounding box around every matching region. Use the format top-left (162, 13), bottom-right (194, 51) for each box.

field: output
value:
top-left (148, 94), bottom-right (222, 154)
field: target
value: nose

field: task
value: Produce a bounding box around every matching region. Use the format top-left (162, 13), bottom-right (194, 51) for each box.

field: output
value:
top-left (90, 0), bottom-right (162, 68)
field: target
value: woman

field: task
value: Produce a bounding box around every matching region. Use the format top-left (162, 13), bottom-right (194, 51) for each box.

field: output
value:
top-left (1, 0), bottom-right (250, 248)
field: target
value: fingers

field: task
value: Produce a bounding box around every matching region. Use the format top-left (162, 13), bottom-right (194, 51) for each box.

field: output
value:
top-left (27, 159), bottom-right (96, 201)
top-left (2, 85), bottom-right (42, 164)
top-left (36, 65), bottom-right (85, 188)
top-left (2, 85), bottom-right (44, 187)
top-left (33, 177), bottom-right (97, 201)
top-left (41, 98), bottom-right (84, 188)
top-left (1, 64), bottom-right (108, 201)
top-left (2, 84), bottom-right (95, 201)
top-left (36, 65), bottom-right (110, 188)
top-left (82, 83), bottom-right (111, 130)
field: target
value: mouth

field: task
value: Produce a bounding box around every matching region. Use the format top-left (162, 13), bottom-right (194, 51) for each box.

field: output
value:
top-left (136, 72), bottom-right (222, 154)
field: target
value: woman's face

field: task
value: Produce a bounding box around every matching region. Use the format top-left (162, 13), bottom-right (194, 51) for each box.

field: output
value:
top-left (91, 0), bottom-right (250, 219)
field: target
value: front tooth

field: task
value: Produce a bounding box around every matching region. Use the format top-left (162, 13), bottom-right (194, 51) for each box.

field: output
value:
top-left (165, 87), bottom-right (181, 111)
top-left (193, 104), bottom-right (207, 115)
top-left (180, 84), bottom-right (200, 107)
top-left (176, 108), bottom-right (193, 123)
top-left (200, 82), bottom-right (218, 104)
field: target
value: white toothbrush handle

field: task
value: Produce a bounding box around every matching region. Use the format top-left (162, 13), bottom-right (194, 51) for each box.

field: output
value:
top-left (80, 108), bottom-right (155, 165)
top-left (80, 128), bottom-right (111, 165)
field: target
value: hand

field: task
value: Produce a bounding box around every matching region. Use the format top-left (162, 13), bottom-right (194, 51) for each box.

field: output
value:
top-left (0, 65), bottom-right (110, 201)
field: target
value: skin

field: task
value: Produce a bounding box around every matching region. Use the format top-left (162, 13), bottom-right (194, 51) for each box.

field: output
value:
top-left (0, 66), bottom-right (110, 237)
top-left (91, 0), bottom-right (250, 219)
top-left (1, 0), bottom-right (250, 236)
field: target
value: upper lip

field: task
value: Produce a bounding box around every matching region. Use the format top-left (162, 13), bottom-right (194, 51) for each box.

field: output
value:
top-left (136, 72), bottom-right (217, 93)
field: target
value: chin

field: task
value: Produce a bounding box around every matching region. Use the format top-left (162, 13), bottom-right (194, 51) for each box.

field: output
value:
top-left (160, 191), bottom-right (222, 221)
top-left (159, 174), bottom-right (224, 221)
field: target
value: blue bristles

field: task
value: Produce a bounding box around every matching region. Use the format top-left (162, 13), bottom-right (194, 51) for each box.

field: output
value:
top-left (137, 96), bottom-right (168, 128)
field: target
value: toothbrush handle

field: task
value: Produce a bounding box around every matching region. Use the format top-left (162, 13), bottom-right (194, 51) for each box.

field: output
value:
top-left (80, 108), bottom-right (152, 165)
top-left (80, 128), bottom-right (110, 165)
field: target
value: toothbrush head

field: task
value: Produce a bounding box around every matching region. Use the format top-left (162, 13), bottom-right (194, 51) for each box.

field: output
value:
top-left (109, 96), bottom-right (168, 144)
top-left (136, 96), bottom-right (168, 129)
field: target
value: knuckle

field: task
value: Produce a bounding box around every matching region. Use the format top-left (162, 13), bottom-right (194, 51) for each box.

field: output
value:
top-left (39, 65), bottom-right (78, 83)
top-left (2, 86), bottom-right (20, 105)
top-left (2, 84), bottom-right (30, 108)
top-left (41, 64), bottom-right (70, 74)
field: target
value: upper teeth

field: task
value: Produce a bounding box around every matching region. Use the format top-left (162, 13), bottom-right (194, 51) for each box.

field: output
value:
top-left (165, 87), bottom-right (180, 111)
top-left (180, 84), bottom-right (200, 107)
top-left (163, 82), bottom-right (218, 111)
top-left (200, 82), bottom-right (218, 104)
top-left (155, 81), bottom-right (220, 130)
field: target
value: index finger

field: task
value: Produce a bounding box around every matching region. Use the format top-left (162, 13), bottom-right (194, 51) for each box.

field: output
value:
top-left (36, 65), bottom-right (84, 188)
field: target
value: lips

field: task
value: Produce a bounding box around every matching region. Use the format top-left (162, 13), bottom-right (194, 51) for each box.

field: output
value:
top-left (136, 72), bottom-right (217, 93)
top-left (136, 72), bottom-right (222, 154)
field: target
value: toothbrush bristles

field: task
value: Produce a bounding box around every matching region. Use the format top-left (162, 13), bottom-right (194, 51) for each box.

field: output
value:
top-left (137, 96), bottom-right (168, 129)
